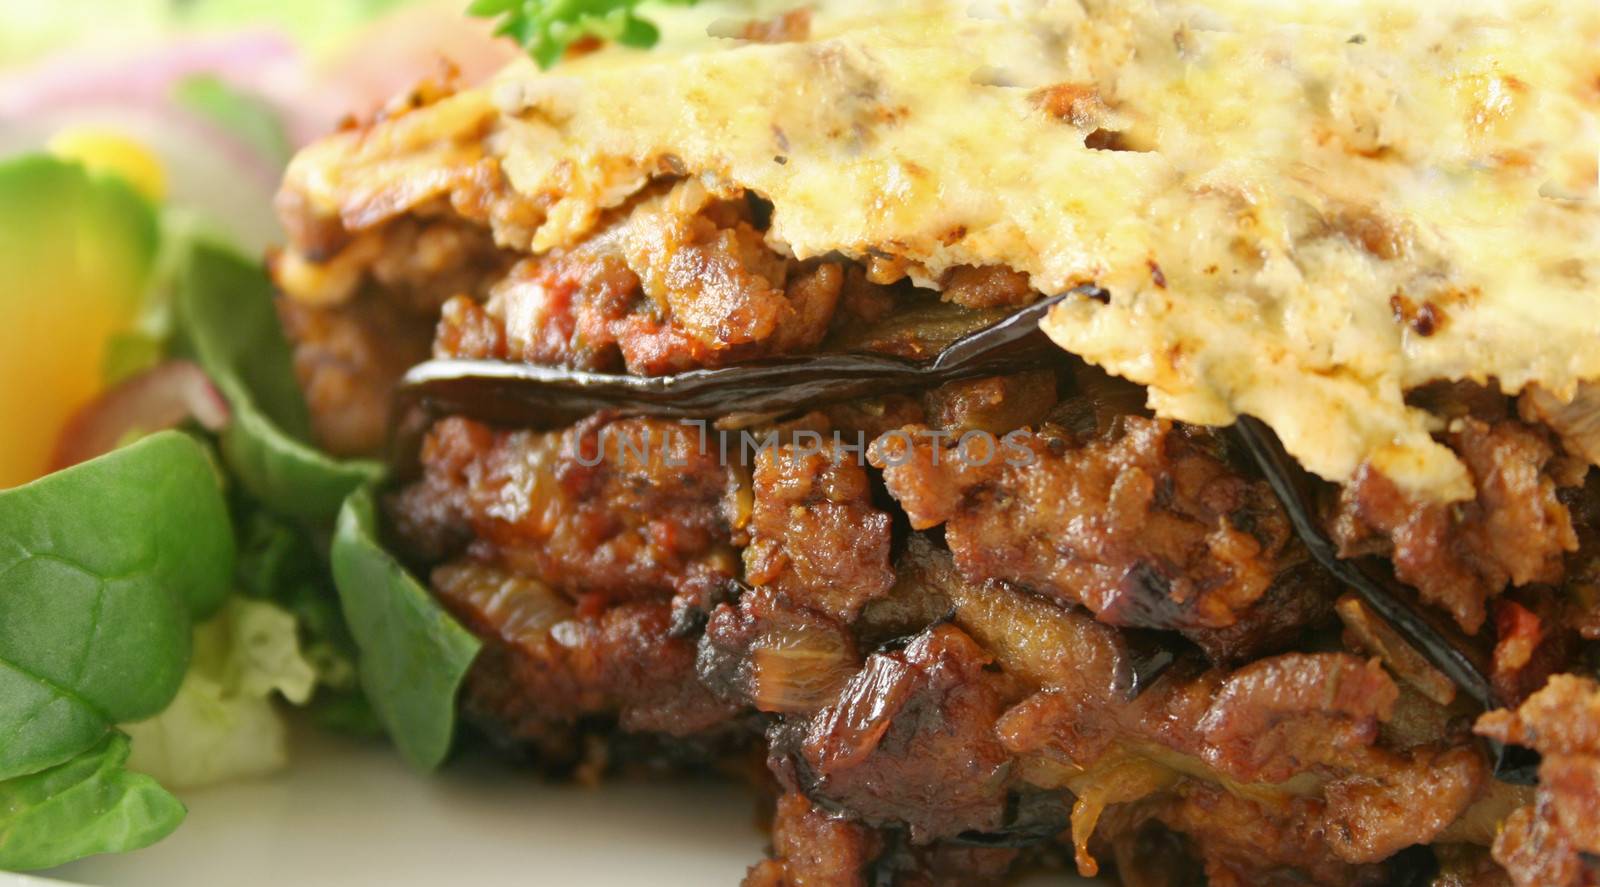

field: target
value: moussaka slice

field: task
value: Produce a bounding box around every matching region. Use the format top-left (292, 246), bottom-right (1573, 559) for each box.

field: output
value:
top-left (270, 1), bottom-right (1600, 884)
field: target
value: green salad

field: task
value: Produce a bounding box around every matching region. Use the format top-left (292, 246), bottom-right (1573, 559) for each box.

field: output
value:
top-left (0, 7), bottom-right (498, 870)
top-left (0, 152), bottom-right (461, 867)
top-left (0, 148), bottom-right (488, 869)
top-left (0, 0), bottom-right (713, 870)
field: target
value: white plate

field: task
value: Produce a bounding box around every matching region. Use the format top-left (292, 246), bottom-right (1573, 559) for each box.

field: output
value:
top-left (27, 724), bottom-right (1087, 886)
top-left (42, 726), bottom-right (763, 887)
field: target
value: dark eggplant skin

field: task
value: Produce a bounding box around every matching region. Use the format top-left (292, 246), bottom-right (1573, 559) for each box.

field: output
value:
top-left (1231, 415), bottom-right (1538, 784)
top-left (387, 289), bottom-right (1093, 478)
top-left (391, 288), bottom-right (1087, 435)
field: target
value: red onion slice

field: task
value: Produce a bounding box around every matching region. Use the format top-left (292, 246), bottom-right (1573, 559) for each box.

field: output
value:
top-left (52, 360), bottom-right (231, 471)
top-left (0, 32), bottom-right (299, 119)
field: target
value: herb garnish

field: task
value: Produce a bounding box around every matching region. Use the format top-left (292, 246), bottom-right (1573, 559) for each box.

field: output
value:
top-left (468, 0), bottom-right (700, 68)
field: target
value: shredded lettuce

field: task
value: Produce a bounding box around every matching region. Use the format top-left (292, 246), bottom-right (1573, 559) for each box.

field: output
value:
top-left (234, 507), bottom-right (358, 691)
top-left (122, 598), bottom-right (316, 790)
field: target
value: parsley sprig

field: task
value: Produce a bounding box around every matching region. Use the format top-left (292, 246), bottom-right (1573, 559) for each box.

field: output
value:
top-left (468, 0), bottom-right (701, 69)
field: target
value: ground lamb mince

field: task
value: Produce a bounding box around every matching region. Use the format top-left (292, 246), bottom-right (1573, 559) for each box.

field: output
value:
top-left (274, 149), bottom-right (1039, 461)
top-left (276, 83), bottom-right (1599, 887)
top-left (367, 356), bottom-right (1598, 885)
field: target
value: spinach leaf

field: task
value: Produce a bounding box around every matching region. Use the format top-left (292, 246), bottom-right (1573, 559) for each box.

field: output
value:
top-left (330, 486), bottom-right (480, 770)
top-left (0, 431), bottom-right (234, 781)
top-left (0, 732), bottom-right (185, 871)
top-left (176, 241), bottom-right (382, 522)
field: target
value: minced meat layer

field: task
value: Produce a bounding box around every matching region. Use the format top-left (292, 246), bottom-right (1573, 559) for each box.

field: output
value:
top-left (278, 163), bottom-right (1598, 886)
top-left (274, 171), bottom-right (1039, 458)
top-left (381, 365), bottom-right (1598, 886)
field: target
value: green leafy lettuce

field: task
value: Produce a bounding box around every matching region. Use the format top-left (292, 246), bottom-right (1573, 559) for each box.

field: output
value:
top-left (0, 155), bottom-right (477, 869)
top-left (0, 431), bottom-right (234, 868)
top-left (0, 431), bottom-right (233, 780)
top-left (331, 486), bottom-right (480, 770)
top-left (0, 218), bottom-right (387, 869)
top-left (234, 508), bottom-right (356, 686)
top-left (234, 506), bottom-right (377, 736)
top-left (0, 734), bottom-right (185, 871)
top-left (176, 240), bottom-right (382, 521)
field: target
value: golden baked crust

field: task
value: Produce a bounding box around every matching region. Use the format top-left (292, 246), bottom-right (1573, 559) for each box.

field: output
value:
top-left (280, 0), bottom-right (1600, 501)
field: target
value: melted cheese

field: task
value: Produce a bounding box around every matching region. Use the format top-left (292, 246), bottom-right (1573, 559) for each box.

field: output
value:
top-left (282, 0), bottom-right (1600, 501)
